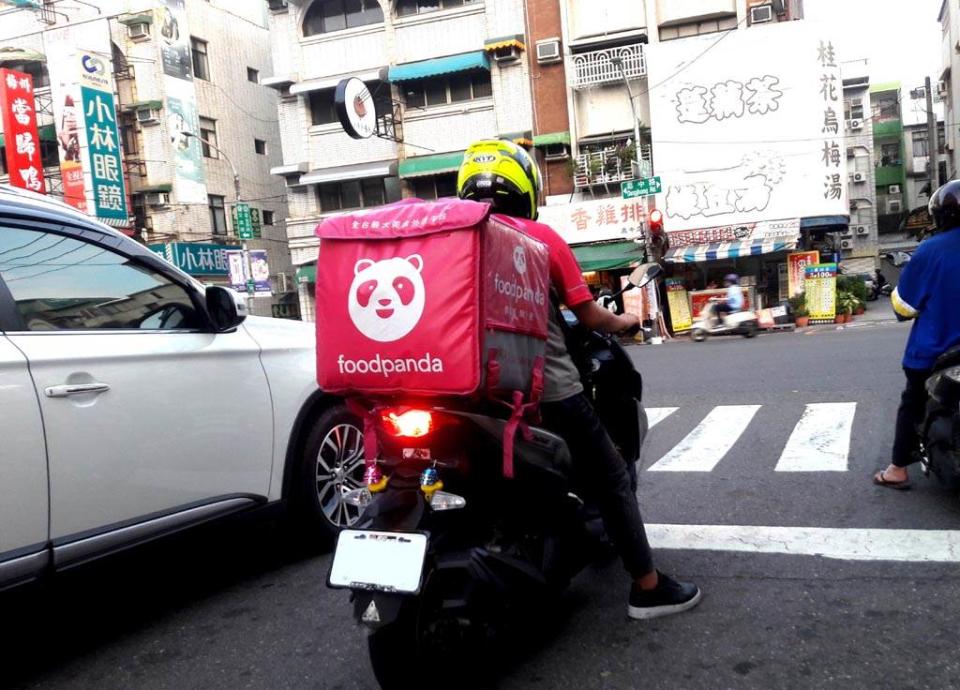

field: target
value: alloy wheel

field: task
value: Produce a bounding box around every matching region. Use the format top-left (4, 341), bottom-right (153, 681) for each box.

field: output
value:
top-left (315, 422), bottom-right (365, 528)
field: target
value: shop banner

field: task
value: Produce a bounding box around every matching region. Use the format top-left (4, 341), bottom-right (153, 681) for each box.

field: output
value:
top-left (158, 0), bottom-right (207, 204)
top-left (80, 85), bottom-right (127, 222)
top-left (227, 249), bottom-right (272, 295)
top-left (665, 278), bottom-right (693, 331)
top-left (804, 262), bottom-right (837, 323)
top-left (648, 22), bottom-right (847, 232)
top-left (0, 69), bottom-right (45, 193)
top-left (538, 197), bottom-right (647, 245)
top-left (788, 250), bottom-right (819, 297)
top-left (667, 218), bottom-right (800, 249)
top-left (148, 242), bottom-right (231, 275)
top-left (45, 27), bottom-right (88, 211)
top-left (690, 288), bottom-right (753, 319)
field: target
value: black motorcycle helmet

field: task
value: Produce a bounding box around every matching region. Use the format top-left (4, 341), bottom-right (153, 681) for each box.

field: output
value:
top-left (928, 180), bottom-right (960, 232)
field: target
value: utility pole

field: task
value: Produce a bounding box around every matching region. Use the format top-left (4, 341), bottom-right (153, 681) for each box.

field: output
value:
top-left (184, 131), bottom-right (253, 312)
top-left (925, 76), bottom-right (939, 196)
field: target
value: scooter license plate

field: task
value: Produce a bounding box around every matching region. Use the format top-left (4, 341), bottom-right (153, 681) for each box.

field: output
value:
top-left (328, 530), bottom-right (427, 594)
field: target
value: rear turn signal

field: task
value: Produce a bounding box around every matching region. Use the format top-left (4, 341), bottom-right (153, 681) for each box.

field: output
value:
top-left (382, 409), bottom-right (434, 438)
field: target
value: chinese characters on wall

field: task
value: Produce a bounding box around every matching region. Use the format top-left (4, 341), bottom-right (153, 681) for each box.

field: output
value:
top-left (818, 40), bottom-right (843, 201)
top-left (80, 85), bottom-right (127, 221)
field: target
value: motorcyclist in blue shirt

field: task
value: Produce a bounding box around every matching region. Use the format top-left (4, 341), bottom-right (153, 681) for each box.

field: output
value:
top-left (874, 180), bottom-right (960, 489)
top-left (712, 273), bottom-right (744, 325)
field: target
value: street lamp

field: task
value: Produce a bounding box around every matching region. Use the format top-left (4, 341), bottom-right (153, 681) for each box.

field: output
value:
top-left (183, 131), bottom-right (253, 311)
top-left (610, 55), bottom-right (662, 344)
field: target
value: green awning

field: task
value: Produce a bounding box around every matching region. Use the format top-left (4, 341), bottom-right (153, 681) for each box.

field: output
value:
top-left (572, 241), bottom-right (645, 272)
top-left (296, 263), bottom-right (316, 284)
top-left (534, 131), bottom-right (571, 147)
top-left (0, 47), bottom-right (45, 63)
top-left (388, 51), bottom-right (489, 82)
top-left (139, 183), bottom-right (173, 193)
top-left (117, 12), bottom-right (154, 25)
top-left (0, 123), bottom-right (56, 148)
top-left (124, 100), bottom-right (163, 112)
top-left (399, 151), bottom-right (464, 178)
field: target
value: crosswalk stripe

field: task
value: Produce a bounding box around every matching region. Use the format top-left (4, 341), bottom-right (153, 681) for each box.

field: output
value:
top-left (648, 405), bottom-right (761, 472)
top-left (646, 407), bottom-right (678, 429)
top-left (775, 402), bottom-right (857, 472)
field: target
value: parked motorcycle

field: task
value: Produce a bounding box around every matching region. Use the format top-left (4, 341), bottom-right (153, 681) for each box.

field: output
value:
top-left (328, 264), bottom-right (661, 688)
top-left (918, 345), bottom-right (960, 489)
top-left (689, 299), bottom-right (759, 342)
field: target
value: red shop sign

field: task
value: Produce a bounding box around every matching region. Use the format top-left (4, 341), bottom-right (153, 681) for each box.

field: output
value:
top-left (0, 69), bottom-right (45, 194)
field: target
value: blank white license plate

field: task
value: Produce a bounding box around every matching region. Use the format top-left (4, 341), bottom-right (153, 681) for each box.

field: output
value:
top-left (328, 530), bottom-right (428, 594)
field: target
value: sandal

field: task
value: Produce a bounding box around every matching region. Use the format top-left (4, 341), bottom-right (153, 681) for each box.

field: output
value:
top-left (873, 470), bottom-right (911, 490)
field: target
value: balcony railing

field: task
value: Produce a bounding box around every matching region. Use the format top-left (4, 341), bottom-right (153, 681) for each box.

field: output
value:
top-left (572, 43), bottom-right (646, 89)
top-left (573, 145), bottom-right (652, 188)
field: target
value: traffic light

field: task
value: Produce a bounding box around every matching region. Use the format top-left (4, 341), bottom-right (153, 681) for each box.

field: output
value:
top-left (647, 208), bottom-right (669, 259)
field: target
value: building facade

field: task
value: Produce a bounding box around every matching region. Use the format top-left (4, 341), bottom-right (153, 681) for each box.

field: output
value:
top-left (0, 0), bottom-right (294, 318)
top-left (265, 0), bottom-right (533, 321)
top-left (938, 0), bottom-right (959, 179)
top-left (870, 82), bottom-right (907, 244)
top-left (903, 118), bottom-right (947, 212)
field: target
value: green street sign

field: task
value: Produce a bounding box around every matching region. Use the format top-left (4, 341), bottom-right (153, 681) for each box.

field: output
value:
top-left (233, 202), bottom-right (254, 240)
top-left (246, 279), bottom-right (256, 294)
top-left (622, 176), bottom-right (662, 199)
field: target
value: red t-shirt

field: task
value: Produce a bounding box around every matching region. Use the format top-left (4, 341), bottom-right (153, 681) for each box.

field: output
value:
top-left (514, 219), bottom-right (593, 308)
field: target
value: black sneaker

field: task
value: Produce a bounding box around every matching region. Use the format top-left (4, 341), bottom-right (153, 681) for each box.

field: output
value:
top-left (627, 571), bottom-right (702, 620)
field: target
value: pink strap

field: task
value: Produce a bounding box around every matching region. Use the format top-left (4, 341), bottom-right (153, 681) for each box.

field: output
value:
top-left (346, 398), bottom-right (379, 467)
top-left (485, 348), bottom-right (501, 396)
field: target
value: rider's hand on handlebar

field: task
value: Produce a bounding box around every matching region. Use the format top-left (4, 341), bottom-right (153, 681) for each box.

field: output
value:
top-left (617, 313), bottom-right (641, 336)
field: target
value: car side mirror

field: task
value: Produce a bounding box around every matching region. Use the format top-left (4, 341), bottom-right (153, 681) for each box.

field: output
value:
top-left (206, 286), bottom-right (247, 331)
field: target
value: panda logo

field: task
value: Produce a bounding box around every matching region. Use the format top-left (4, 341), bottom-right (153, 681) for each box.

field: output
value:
top-left (513, 245), bottom-right (527, 274)
top-left (348, 255), bottom-right (426, 342)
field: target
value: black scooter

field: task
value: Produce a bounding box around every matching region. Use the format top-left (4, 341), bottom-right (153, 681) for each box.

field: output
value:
top-left (328, 264), bottom-right (662, 688)
top-left (919, 345), bottom-right (960, 489)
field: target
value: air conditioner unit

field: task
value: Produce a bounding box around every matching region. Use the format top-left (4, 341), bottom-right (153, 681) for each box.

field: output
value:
top-left (938, 80), bottom-right (949, 97)
top-left (840, 232), bottom-right (854, 240)
top-left (840, 239), bottom-right (854, 250)
top-left (846, 147), bottom-right (855, 158)
top-left (750, 4), bottom-right (774, 23)
top-left (267, 0), bottom-right (288, 10)
top-left (888, 184), bottom-right (901, 194)
top-left (849, 200), bottom-right (859, 211)
top-left (145, 192), bottom-right (169, 207)
top-left (492, 45), bottom-right (521, 64)
top-left (136, 107), bottom-right (160, 125)
top-left (852, 171), bottom-right (866, 183)
top-left (127, 22), bottom-right (150, 40)
top-left (855, 225), bottom-right (869, 235)
top-left (535, 39), bottom-right (561, 64)
top-left (887, 199), bottom-right (903, 214)
top-left (849, 118), bottom-right (863, 130)
top-left (543, 142), bottom-right (570, 161)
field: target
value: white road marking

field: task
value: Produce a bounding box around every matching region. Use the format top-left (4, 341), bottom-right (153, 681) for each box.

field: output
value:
top-left (646, 407), bottom-right (678, 429)
top-left (647, 523), bottom-right (960, 562)
top-left (775, 402), bottom-right (857, 472)
top-left (648, 405), bottom-right (761, 472)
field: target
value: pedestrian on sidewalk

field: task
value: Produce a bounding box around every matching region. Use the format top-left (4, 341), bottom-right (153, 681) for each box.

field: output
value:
top-left (874, 181), bottom-right (960, 490)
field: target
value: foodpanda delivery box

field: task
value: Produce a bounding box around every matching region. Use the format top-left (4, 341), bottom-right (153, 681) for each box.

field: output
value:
top-left (314, 198), bottom-right (550, 400)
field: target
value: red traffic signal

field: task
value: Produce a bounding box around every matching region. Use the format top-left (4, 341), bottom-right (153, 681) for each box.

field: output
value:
top-left (648, 208), bottom-right (664, 232)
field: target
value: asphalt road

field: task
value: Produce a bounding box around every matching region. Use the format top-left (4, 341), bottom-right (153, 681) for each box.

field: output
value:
top-left (8, 320), bottom-right (960, 690)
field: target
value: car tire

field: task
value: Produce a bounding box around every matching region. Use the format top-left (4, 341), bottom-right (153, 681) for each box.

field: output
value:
top-left (292, 405), bottom-right (365, 543)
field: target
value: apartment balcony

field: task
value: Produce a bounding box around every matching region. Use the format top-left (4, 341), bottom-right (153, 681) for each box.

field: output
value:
top-left (573, 146), bottom-right (652, 188)
top-left (874, 164), bottom-right (905, 188)
top-left (571, 44), bottom-right (646, 89)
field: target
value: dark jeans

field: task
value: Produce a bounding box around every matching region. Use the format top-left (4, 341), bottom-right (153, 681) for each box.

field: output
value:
top-left (892, 367), bottom-right (933, 467)
top-left (713, 302), bottom-right (734, 323)
top-left (541, 393), bottom-right (655, 578)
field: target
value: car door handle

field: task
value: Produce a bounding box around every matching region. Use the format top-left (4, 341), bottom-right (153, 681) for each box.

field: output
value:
top-left (44, 383), bottom-right (111, 398)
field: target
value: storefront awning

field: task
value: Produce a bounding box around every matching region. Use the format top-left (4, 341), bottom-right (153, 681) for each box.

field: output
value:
top-left (388, 51), bottom-right (489, 82)
top-left (290, 68), bottom-right (387, 95)
top-left (0, 123), bottom-right (56, 148)
top-left (484, 35), bottom-right (525, 52)
top-left (296, 262), bottom-right (316, 284)
top-left (664, 237), bottom-right (798, 264)
top-left (0, 47), bottom-right (45, 63)
top-left (399, 151), bottom-right (464, 178)
top-left (533, 131), bottom-right (571, 147)
top-left (298, 160), bottom-right (397, 186)
top-left (572, 241), bottom-right (645, 272)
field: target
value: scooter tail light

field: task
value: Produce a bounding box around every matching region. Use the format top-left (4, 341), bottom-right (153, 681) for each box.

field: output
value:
top-left (381, 409), bottom-right (434, 438)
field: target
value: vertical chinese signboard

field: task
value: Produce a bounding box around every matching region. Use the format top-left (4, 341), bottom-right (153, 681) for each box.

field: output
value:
top-left (665, 278), bottom-right (693, 332)
top-left (0, 69), bottom-right (45, 193)
top-left (787, 250), bottom-right (819, 298)
top-left (804, 263), bottom-right (837, 323)
top-left (45, 26), bottom-right (88, 212)
top-left (158, 0), bottom-right (206, 203)
top-left (79, 63), bottom-right (127, 223)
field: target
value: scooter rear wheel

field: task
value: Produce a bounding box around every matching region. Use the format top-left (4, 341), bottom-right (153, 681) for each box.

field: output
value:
top-left (691, 328), bottom-right (708, 342)
top-left (742, 321), bottom-right (758, 338)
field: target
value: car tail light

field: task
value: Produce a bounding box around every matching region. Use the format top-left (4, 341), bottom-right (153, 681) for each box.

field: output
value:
top-left (381, 409), bottom-right (434, 438)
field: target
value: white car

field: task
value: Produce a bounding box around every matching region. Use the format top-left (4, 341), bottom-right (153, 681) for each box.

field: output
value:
top-left (0, 186), bottom-right (362, 590)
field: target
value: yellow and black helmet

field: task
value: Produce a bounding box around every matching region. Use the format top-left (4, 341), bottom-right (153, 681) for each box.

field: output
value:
top-left (457, 139), bottom-right (542, 220)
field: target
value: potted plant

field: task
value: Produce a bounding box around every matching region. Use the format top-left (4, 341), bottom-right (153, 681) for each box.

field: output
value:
top-left (588, 157), bottom-right (603, 181)
top-left (788, 293), bottom-right (809, 328)
top-left (854, 298), bottom-right (866, 316)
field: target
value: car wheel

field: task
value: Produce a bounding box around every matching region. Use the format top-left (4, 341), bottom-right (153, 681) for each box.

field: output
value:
top-left (294, 405), bottom-right (365, 541)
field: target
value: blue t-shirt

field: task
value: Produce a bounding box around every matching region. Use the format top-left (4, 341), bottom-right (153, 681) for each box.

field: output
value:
top-left (893, 228), bottom-right (960, 370)
top-left (726, 284), bottom-right (744, 310)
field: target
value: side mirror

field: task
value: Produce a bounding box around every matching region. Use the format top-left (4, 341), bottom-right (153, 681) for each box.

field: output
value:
top-left (628, 262), bottom-right (663, 289)
top-left (206, 286), bottom-right (247, 331)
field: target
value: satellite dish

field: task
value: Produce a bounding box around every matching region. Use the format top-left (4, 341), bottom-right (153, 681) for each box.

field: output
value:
top-left (335, 77), bottom-right (377, 140)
